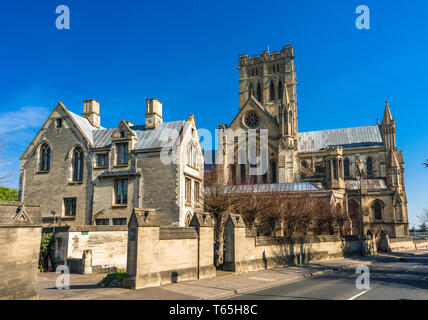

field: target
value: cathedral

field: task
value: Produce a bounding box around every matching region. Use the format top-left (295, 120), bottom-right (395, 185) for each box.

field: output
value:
top-left (217, 45), bottom-right (409, 238)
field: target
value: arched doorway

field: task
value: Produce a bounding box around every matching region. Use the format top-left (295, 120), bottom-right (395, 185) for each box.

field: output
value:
top-left (348, 200), bottom-right (360, 236)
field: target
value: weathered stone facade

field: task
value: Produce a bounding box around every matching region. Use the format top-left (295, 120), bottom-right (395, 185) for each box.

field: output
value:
top-left (218, 45), bottom-right (409, 239)
top-left (123, 210), bottom-right (216, 289)
top-left (0, 202), bottom-right (42, 299)
top-left (19, 98), bottom-right (204, 228)
top-left (223, 214), bottom-right (375, 273)
top-left (55, 225), bottom-right (128, 273)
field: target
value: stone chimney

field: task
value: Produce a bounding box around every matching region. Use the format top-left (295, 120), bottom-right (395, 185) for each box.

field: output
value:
top-left (145, 98), bottom-right (163, 129)
top-left (82, 99), bottom-right (101, 128)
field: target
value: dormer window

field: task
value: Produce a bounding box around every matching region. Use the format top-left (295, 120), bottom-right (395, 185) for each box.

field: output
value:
top-left (120, 131), bottom-right (125, 138)
top-left (96, 153), bottom-right (109, 167)
top-left (117, 143), bottom-right (128, 165)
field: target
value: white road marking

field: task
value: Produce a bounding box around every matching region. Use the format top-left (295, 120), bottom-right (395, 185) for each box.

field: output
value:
top-left (348, 289), bottom-right (370, 300)
top-left (406, 266), bottom-right (418, 272)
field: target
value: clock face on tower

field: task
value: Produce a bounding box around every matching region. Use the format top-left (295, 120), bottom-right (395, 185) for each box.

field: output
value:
top-left (244, 111), bottom-right (259, 129)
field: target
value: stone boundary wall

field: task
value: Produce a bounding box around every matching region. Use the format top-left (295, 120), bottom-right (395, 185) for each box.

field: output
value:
top-left (385, 237), bottom-right (428, 252)
top-left (159, 227), bottom-right (198, 240)
top-left (225, 214), bottom-right (373, 273)
top-left (413, 239), bottom-right (428, 250)
top-left (55, 226), bottom-right (128, 273)
top-left (386, 237), bottom-right (414, 252)
top-left (123, 210), bottom-right (216, 289)
top-left (0, 202), bottom-right (42, 300)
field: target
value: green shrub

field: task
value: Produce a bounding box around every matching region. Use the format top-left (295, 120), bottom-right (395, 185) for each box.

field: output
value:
top-left (101, 270), bottom-right (126, 287)
top-left (0, 187), bottom-right (19, 202)
top-left (39, 233), bottom-right (54, 270)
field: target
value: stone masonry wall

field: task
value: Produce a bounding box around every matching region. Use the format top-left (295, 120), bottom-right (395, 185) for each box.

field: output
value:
top-left (138, 154), bottom-right (179, 226)
top-left (0, 202), bottom-right (42, 300)
top-left (20, 107), bottom-right (92, 226)
top-left (56, 226), bottom-right (127, 273)
top-left (224, 214), bottom-right (371, 273)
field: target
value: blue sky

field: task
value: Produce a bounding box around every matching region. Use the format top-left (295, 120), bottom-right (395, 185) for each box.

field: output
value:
top-left (0, 1), bottom-right (427, 226)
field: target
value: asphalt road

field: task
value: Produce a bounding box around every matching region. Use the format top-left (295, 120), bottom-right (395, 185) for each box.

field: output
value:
top-left (228, 252), bottom-right (428, 300)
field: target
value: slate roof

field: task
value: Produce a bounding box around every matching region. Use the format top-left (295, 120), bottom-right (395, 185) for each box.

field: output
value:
top-left (68, 110), bottom-right (186, 151)
top-left (298, 125), bottom-right (383, 152)
top-left (345, 179), bottom-right (387, 190)
top-left (205, 182), bottom-right (323, 195)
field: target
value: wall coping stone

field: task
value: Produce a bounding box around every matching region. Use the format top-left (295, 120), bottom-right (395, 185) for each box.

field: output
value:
top-left (68, 225), bottom-right (128, 232)
top-left (159, 226), bottom-right (198, 240)
top-left (0, 202), bottom-right (42, 227)
top-left (389, 237), bottom-right (413, 243)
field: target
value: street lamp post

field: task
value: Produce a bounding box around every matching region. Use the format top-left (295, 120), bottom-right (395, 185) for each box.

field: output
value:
top-left (50, 211), bottom-right (57, 272)
top-left (356, 164), bottom-right (365, 255)
top-left (356, 161), bottom-right (377, 256)
top-left (357, 169), bottom-right (364, 255)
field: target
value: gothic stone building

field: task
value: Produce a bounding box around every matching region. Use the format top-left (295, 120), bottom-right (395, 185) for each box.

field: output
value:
top-left (218, 45), bottom-right (409, 238)
top-left (19, 98), bottom-right (204, 227)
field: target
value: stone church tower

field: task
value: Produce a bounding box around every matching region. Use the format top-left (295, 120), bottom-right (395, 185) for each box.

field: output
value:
top-left (237, 45), bottom-right (298, 182)
top-left (215, 45), bottom-right (409, 238)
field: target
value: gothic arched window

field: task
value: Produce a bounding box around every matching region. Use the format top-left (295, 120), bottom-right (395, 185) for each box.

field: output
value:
top-left (256, 83), bottom-right (262, 102)
top-left (187, 142), bottom-right (193, 166)
top-left (278, 81), bottom-right (283, 100)
top-left (271, 160), bottom-right (277, 183)
top-left (185, 212), bottom-right (192, 227)
top-left (333, 159), bottom-right (338, 179)
top-left (230, 164), bottom-right (236, 185)
top-left (366, 157), bottom-right (373, 175)
top-left (40, 143), bottom-right (51, 171)
top-left (348, 200), bottom-right (360, 236)
top-left (240, 164), bottom-right (246, 184)
top-left (372, 200), bottom-right (383, 221)
top-left (269, 81), bottom-right (275, 101)
top-left (344, 159), bottom-right (351, 177)
top-left (72, 147), bottom-right (84, 182)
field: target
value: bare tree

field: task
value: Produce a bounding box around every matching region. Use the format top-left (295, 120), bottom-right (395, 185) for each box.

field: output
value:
top-left (298, 193), bottom-right (314, 236)
top-left (204, 166), bottom-right (239, 267)
top-left (235, 181), bottom-right (272, 232)
top-left (256, 192), bottom-right (285, 236)
top-left (313, 197), bottom-right (336, 235)
top-left (333, 202), bottom-right (352, 236)
top-left (282, 194), bottom-right (301, 236)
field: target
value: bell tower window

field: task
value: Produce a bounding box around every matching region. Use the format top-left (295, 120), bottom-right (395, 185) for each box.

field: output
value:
top-left (269, 81), bottom-right (275, 101)
top-left (256, 83), bottom-right (262, 102)
top-left (278, 81), bottom-right (283, 100)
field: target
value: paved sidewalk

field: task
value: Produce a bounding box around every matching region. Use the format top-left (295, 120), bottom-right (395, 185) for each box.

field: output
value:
top-left (36, 251), bottom-right (428, 300)
top-left (36, 272), bottom-right (122, 300)
top-left (50, 256), bottom-right (373, 300)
